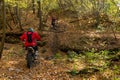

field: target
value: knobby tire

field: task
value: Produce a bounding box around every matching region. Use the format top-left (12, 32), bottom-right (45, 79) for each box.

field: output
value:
top-left (26, 53), bottom-right (34, 68)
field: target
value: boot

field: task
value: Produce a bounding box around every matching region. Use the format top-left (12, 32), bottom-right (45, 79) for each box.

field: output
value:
top-left (34, 51), bottom-right (38, 60)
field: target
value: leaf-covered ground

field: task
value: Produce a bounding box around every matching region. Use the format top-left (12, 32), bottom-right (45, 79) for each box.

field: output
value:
top-left (1, 11), bottom-right (120, 80)
top-left (0, 43), bottom-right (120, 80)
top-left (0, 43), bottom-right (79, 80)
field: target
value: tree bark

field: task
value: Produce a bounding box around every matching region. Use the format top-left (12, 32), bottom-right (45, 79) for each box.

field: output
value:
top-left (32, 0), bottom-right (35, 14)
top-left (8, 5), bottom-right (17, 25)
top-left (14, 3), bottom-right (23, 31)
top-left (37, 1), bottom-right (42, 30)
top-left (0, 0), bottom-right (6, 59)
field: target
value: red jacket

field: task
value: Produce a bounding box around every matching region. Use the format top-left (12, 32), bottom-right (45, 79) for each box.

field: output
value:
top-left (20, 31), bottom-right (41, 47)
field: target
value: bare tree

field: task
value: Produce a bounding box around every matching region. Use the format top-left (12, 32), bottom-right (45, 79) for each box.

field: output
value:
top-left (15, 2), bottom-right (23, 31)
top-left (37, 0), bottom-right (42, 30)
top-left (0, 0), bottom-right (6, 59)
top-left (32, 0), bottom-right (35, 14)
top-left (8, 5), bottom-right (17, 25)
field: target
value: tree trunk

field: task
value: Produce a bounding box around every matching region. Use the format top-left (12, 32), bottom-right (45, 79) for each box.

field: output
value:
top-left (8, 5), bottom-right (17, 25)
top-left (15, 3), bottom-right (23, 31)
top-left (0, 0), bottom-right (6, 59)
top-left (32, 0), bottom-right (35, 14)
top-left (37, 1), bottom-right (42, 30)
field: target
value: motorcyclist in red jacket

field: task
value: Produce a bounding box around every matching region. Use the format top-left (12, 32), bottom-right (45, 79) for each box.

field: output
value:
top-left (20, 28), bottom-right (41, 59)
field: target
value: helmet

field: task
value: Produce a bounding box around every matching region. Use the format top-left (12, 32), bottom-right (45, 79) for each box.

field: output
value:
top-left (28, 28), bottom-right (34, 32)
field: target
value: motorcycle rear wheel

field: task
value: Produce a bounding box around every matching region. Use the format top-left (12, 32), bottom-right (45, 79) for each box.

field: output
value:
top-left (26, 53), bottom-right (35, 68)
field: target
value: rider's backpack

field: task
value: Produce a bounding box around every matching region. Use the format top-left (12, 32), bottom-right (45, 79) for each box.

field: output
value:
top-left (27, 32), bottom-right (33, 43)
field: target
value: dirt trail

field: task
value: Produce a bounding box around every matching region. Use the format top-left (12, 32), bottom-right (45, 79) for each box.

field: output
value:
top-left (0, 43), bottom-right (83, 80)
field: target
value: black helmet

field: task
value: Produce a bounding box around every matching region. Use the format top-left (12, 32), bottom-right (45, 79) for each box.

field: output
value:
top-left (28, 28), bottom-right (34, 32)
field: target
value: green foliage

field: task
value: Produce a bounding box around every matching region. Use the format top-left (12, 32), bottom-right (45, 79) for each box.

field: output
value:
top-left (103, 0), bottom-right (119, 17)
top-left (84, 49), bottom-right (110, 71)
top-left (8, 52), bottom-right (14, 57)
top-left (67, 51), bottom-right (78, 59)
top-left (100, 50), bottom-right (110, 59)
top-left (85, 49), bottom-right (110, 60)
top-left (4, 0), bottom-right (120, 19)
top-left (67, 49), bottom-right (120, 78)
top-left (40, 0), bottom-right (59, 15)
top-left (69, 64), bottom-right (79, 76)
top-left (100, 50), bottom-right (109, 55)
top-left (54, 53), bottom-right (62, 59)
top-left (113, 65), bottom-right (120, 74)
top-left (8, 47), bottom-right (15, 57)
top-left (85, 51), bottom-right (95, 59)
top-left (19, 48), bottom-right (25, 56)
top-left (5, 0), bottom-right (28, 8)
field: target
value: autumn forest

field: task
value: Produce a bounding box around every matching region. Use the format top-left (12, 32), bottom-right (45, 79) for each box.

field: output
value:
top-left (0, 0), bottom-right (120, 80)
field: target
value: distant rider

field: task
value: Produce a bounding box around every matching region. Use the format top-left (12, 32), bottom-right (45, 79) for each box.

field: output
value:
top-left (51, 15), bottom-right (58, 30)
